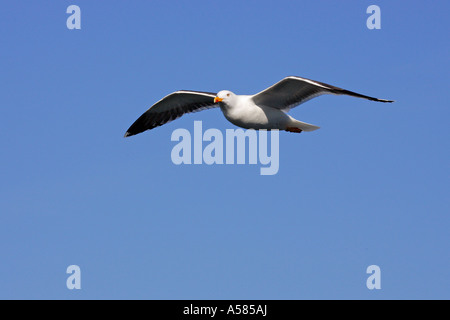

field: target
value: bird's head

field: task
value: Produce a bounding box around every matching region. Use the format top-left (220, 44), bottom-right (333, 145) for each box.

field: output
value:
top-left (214, 90), bottom-right (236, 105)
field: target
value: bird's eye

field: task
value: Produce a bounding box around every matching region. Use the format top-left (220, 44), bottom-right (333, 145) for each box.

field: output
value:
top-left (227, 93), bottom-right (230, 97)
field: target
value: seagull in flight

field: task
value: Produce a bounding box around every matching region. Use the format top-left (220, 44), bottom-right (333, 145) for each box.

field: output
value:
top-left (124, 76), bottom-right (393, 137)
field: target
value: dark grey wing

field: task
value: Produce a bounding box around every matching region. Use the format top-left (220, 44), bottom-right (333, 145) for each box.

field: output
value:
top-left (124, 90), bottom-right (217, 137)
top-left (252, 76), bottom-right (394, 111)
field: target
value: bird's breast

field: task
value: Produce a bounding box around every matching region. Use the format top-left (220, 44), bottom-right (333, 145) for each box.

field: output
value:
top-left (220, 100), bottom-right (284, 129)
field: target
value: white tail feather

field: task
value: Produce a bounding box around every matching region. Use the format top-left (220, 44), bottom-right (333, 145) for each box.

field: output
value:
top-left (290, 119), bottom-right (320, 132)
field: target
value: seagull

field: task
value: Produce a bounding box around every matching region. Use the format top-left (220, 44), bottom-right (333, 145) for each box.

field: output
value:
top-left (124, 76), bottom-right (393, 137)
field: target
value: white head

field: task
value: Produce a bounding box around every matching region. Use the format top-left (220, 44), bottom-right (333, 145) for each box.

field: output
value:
top-left (214, 90), bottom-right (236, 106)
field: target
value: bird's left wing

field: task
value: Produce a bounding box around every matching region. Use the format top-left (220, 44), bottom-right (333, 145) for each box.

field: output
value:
top-left (252, 76), bottom-right (394, 111)
top-left (124, 90), bottom-right (217, 137)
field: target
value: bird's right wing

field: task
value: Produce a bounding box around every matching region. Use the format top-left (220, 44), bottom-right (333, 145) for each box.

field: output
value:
top-left (124, 90), bottom-right (218, 137)
top-left (252, 76), bottom-right (394, 111)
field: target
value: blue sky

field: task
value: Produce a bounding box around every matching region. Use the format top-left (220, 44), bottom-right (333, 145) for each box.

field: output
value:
top-left (0, 0), bottom-right (449, 299)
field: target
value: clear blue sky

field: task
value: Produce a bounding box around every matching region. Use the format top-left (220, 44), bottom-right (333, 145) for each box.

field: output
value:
top-left (0, 0), bottom-right (449, 299)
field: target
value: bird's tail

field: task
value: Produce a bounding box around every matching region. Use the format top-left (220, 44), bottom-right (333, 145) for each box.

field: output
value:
top-left (288, 119), bottom-right (320, 132)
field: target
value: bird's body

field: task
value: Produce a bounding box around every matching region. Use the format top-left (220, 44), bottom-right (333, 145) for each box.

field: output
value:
top-left (124, 76), bottom-right (393, 137)
top-left (219, 94), bottom-right (316, 132)
top-left (220, 95), bottom-right (282, 129)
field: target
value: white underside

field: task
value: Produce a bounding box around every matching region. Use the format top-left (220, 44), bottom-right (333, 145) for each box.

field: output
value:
top-left (219, 95), bottom-right (319, 132)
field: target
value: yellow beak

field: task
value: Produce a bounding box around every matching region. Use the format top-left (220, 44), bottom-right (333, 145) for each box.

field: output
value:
top-left (214, 97), bottom-right (223, 103)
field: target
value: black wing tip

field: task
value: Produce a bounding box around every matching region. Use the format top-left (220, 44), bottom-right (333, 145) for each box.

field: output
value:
top-left (124, 128), bottom-right (147, 138)
top-left (372, 98), bottom-right (395, 103)
top-left (124, 114), bottom-right (153, 138)
top-left (124, 125), bottom-right (145, 137)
